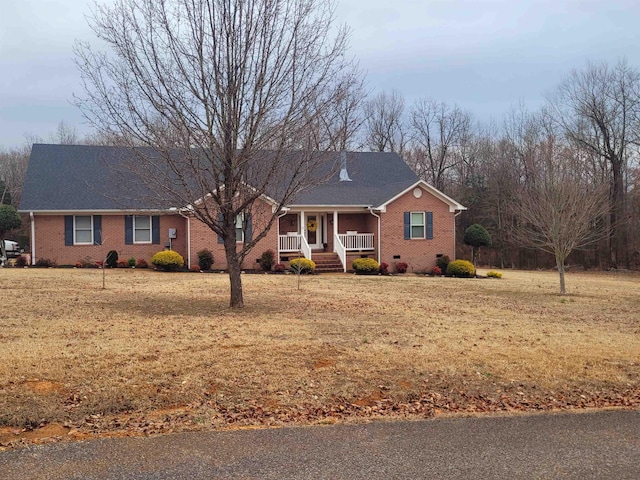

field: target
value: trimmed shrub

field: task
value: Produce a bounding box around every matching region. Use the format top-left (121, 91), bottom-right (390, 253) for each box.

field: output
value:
top-left (106, 250), bottom-right (119, 268)
top-left (379, 262), bottom-right (389, 275)
top-left (394, 262), bottom-right (408, 274)
top-left (487, 270), bottom-right (503, 278)
top-left (128, 257), bottom-right (136, 267)
top-left (34, 258), bottom-right (55, 267)
top-left (151, 250), bottom-right (185, 271)
top-left (273, 263), bottom-right (286, 273)
top-left (352, 257), bottom-right (380, 274)
top-left (197, 249), bottom-right (214, 271)
top-left (75, 257), bottom-right (93, 268)
top-left (447, 259), bottom-right (475, 278)
top-left (289, 257), bottom-right (315, 273)
top-left (135, 258), bottom-right (148, 269)
top-left (430, 265), bottom-right (442, 276)
top-left (259, 250), bottom-right (275, 272)
top-left (436, 255), bottom-right (450, 273)
top-left (464, 224), bottom-right (491, 269)
top-left (464, 224), bottom-right (492, 250)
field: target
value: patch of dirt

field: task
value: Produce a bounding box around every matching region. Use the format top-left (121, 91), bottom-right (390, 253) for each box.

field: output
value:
top-left (313, 357), bottom-right (336, 369)
top-left (352, 390), bottom-right (384, 407)
top-left (0, 423), bottom-right (71, 449)
top-left (148, 406), bottom-right (192, 420)
top-left (23, 380), bottom-right (67, 395)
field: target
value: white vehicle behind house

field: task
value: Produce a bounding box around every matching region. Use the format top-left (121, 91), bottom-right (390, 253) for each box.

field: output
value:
top-left (2, 239), bottom-right (21, 258)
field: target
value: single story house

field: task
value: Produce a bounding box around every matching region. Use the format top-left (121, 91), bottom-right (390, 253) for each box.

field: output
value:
top-left (19, 144), bottom-right (466, 272)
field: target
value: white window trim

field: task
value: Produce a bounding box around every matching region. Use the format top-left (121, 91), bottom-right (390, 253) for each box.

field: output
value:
top-left (410, 211), bottom-right (425, 239)
top-left (74, 215), bottom-right (93, 245)
top-left (133, 215), bottom-right (152, 244)
top-left (235, 213), bottom-right (244, 243)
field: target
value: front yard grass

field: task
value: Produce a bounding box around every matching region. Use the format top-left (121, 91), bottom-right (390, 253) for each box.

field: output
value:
top-left (0, 268), bottom-right (638, 448)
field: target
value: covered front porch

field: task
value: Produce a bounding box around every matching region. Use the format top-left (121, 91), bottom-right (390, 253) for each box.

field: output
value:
top-left (277, 210), bottom-right (378, 272)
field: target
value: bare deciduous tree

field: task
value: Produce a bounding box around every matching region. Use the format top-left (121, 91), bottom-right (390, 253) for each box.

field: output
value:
top-left (363, 90), bottom-right (406, 155)
top-left (74, 0), bottom-right (360, 308)
top-left (511, 137), bottom-right (610, 294)
top-left (307, 68), bottom-right (367, 151)
top-left (409, 98), bottom-right (472, 192)
top-left (548, 59), bottom-right (640, 268)
top-left (0, 141), bottom-right (34, 207)
top-left (50, 120), bottom-right (79, 145)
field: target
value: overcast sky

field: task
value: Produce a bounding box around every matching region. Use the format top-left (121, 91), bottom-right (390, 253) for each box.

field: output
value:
top-left (1, 0), bottom-right (639, 149)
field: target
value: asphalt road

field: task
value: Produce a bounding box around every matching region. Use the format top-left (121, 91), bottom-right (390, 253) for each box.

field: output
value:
top-left (1, 411), bottom-right (639, 479)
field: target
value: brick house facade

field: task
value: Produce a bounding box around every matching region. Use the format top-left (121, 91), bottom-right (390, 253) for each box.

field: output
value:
top-left (20, 145), bottom-right (465, 272)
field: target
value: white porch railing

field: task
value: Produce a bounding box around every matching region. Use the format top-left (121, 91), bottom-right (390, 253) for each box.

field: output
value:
top-left (334, 233), bottom-right (347, 272)
top-left (279, 234), bottom-right (301, 252)
top-left (278, 234), bottom-right (312, 260)
top-left (299, 235), bottom-right (311, 260)
top-left (338, 233), bottom-right (374, 251)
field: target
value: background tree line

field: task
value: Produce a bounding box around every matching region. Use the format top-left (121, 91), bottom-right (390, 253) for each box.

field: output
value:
top-left (362, 60), bottom-right (640, 271)
top-left (3, 59), bottom-right (639, 271)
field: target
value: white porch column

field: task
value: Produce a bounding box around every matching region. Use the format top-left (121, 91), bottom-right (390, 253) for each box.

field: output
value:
top-left (300, 211), bottom-right (305, 235)
top-left (333, 210), bottom-right (338, 239)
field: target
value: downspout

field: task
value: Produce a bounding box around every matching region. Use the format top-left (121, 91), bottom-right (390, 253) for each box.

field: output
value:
top-left (368, 207), bottom-right (381, 264)
top-left (454, 209), bottom-right (463, 259)
top-left (277, 207), bottom-right (290, 263)
top-left (178, 210), bottom-right (191, 269)
top-left (30, 211), bottom-right (35, 265)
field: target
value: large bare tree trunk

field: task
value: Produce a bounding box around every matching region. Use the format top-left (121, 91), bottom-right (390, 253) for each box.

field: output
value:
top-left (556, 254), bottom-right (567, 295)
top-left (224, 239), bottom-right (244, 309)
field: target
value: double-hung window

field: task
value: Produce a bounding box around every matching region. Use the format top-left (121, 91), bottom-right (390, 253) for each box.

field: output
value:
top-left (65, 215), bottom-right (101, 246)
top-left (217, 212), bottom-right (252, 244)
top-left (133, 215), bottom-right (151, 243)
top-left (235, 213), bottom-right (244, 243)
top-left (125, 215), bottom-right (159, 245)
top-left (403, 211), bottom-right (433, 240)
top-left (74, 215), bottom-right (93, 244)
top-left (410, 212), bottom-right (425, 239)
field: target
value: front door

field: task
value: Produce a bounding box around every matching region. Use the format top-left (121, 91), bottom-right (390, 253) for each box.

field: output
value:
top-left (305, 214), bottom-right (324, 249)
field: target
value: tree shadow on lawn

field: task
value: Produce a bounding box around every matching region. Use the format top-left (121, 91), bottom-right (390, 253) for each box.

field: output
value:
top-left (108, 292), bottom-right (293, 318)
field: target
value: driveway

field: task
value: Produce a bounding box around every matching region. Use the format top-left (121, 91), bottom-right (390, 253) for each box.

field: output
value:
top-left (1, 411), bottom-right (638, 479)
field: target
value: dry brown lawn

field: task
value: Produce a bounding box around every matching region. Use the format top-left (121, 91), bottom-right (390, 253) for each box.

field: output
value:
top-left (0, 267), bottom-right (639, 448)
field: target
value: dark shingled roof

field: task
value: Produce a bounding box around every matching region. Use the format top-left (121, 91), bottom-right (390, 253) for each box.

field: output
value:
top-left (20, 144), bottom-right (170, 211)
top-left (19, 144), bottom-right (419, 212)
top-left (289, 151), bottom-right (418, 207)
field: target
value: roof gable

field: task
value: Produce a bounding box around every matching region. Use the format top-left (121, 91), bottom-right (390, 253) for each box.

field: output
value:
top-left (376, 180), bottom-right (467, 213)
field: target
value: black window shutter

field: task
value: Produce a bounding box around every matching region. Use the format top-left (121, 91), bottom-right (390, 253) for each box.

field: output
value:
top-left (125, 215), bottom-right (133, 245)
top-left (217, 213), bottom-right (224, 244)
top-left (426, 212), bottom-right (433, 239)
top-left (403, 212), bottom-right (410, 240)
top-left (64, 215), bottom-right (73, 246)
top-left (152, 216), bottom-right (160, 244)
top-left (245, 213), bottom-right (252, 243)
top-left (93, 215), bottom-right (102, 245)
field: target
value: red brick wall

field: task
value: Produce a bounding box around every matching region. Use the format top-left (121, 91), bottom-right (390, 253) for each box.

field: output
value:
top-left (188, 198), bottom-right (279, 270)
top-left (32, 214), bottom-right (187, 265)
top-left (278, 214), bottom-right (298, 234)
top-left (380, 186), bottom-right (456, 272)
top-left (337, 214), bottom-right (369, 233)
